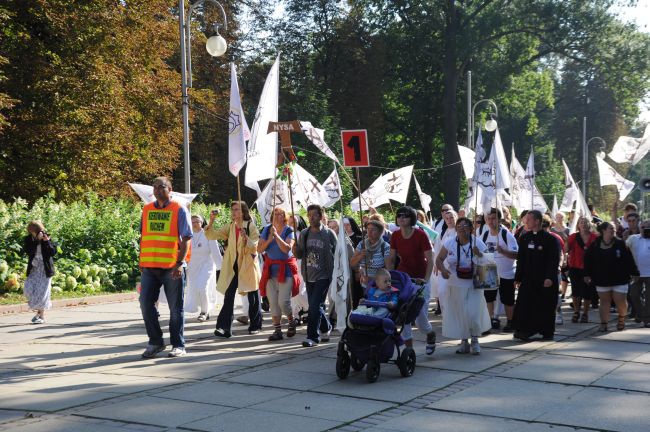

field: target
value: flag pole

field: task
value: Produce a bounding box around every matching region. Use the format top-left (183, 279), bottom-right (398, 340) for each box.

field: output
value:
top-left (356, 167), bottom-right (368, 277)
top-left (337, 161), bottom-right (344, 214)
top-left (236, 174), bottom-right (242, 205)
top-left (494, 156), bottom-right (499, 248)
top-left (530, 146), bottom-right (534, 211)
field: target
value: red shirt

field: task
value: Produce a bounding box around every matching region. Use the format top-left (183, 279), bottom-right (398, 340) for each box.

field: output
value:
top-left (390, 228), bottom-right (432, 278)
top-left (567, 232), bottom-right (597, 269)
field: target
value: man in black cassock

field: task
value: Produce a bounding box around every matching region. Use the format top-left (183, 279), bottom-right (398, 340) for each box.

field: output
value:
top-left (512, 210), bottom-right (560, 341)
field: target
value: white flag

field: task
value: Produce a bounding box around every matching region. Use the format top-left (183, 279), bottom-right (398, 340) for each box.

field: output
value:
top-left (492, 130), bottom-right (511, 190)
top-left (551, 195), bottom-right (559, 219)
top-left (413, 174), bottom-right (432, 212)
top-left (128, 183), bottom-right (197, 207)
top-left (330, 216), bottom-right (349, 333)
top-left (472, 130), bottom-right (488, 187)
top-left (245, 55), bottom-right (280, 195)
top-left (560, 159), bottom-right (591, 233)
top-left (350, 166), bottom-right (414, 211)
top-left (596, 155), bottom-right (635, 201)
top-left (473, 130), bottom-right (510, 213)
top-left (509, 148), bottom-right (547, 212)
top-left (300, 121), bottom-right (339, 162)
top-left (458, 145), bottom-right (476, 181)
top-left (322, 168), bottom-right (343, 208)
top-left (228, 63), bottom-right (251, 176)
top-left (608, 124), bottom-right (650, 165)
top-left (559, 159), bottom-right (578, 212)
top-left (254, 176), bottom-right (292, 225)
top-left (291, 164), bottom-right (331, 209)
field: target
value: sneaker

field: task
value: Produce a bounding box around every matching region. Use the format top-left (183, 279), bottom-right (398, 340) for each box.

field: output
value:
top-left (214, 328), bottom-right (232, 338)
top-left (555, 314), bottom-right (564, 325)
top-left (456, 340), bottom-right (470, 354)
top-left (320, 330), bottom-right (331, 342)
top-left (33, 317), bottom-right (45, 324)
top-left (268, 330), bottom-right (283, 341)
top-left (302, 338), bottom-right (318, 347)
top-left (513, 331), bottom-right (531, 342)
top-left (236, 316), bottom-right (249, 325)
top-left (197, 313), bottom-right (207, 322)
top-left (426, 331), bottom-right (437, 355)
top-left (470, 338), bottom-right (481, 355)
top-left (141, 344), bottom-right (166, 359)
top-left (502, 320), bottom-right (514, 333)
top-left (287, 322), bottom-right (297, 338)
top-left (168, 347), bottom-right (186, 357)
top-left (31, 314), bottom-right (39, 323)
top-left (248, 329), bottom-right (261, 335)
top-left (491, 318), bottom-right (501, 330)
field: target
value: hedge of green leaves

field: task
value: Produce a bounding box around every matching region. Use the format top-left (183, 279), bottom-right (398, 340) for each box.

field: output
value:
top-left (0, 194), bottom-right (235, 298)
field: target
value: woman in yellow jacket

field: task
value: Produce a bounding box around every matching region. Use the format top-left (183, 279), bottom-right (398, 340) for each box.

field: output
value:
top-left (205, 201), bottom-right (262, 337)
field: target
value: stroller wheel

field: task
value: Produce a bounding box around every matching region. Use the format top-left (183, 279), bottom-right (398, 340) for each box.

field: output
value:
top-left (336, 352), bottom-right (351, 379)
top-left (350, 353), bottom-right (364, 372)
top-left (366, 357), bottom-right (380, 383)
top-left (398, 347), bottom-right (416, 377)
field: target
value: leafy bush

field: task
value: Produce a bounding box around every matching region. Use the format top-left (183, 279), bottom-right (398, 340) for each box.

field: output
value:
top-left (0, 192), bottom-right (392, 302)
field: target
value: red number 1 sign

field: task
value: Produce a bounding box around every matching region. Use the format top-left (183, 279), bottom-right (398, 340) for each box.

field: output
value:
top-left (341, 129), bottom-right (369, 168)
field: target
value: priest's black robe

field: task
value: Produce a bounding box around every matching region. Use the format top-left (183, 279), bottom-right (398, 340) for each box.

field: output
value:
top-left (512, 230), bottom-right (561, 338)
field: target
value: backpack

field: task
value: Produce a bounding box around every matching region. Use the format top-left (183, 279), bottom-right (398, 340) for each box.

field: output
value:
top-left (482, 227), bottom-right (509, 245)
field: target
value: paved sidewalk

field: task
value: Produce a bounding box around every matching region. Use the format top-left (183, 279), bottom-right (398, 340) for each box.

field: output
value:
top-left (1, 300), bottom-right (649, 431)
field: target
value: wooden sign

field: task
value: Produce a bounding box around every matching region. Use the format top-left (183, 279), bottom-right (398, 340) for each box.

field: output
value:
top-left (268, 120), bottom-right (302, 164)
top-left (341, 129), bottom-right (369, 167)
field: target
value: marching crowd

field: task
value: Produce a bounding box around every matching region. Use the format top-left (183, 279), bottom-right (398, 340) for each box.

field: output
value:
top-left (21, 176), bottom-right (650, 360)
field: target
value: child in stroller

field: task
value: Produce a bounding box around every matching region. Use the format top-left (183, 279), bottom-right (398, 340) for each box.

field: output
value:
top-left (352, 269), bottom-right (398, 318)
top-left (336, 269), bottom-right (427, 383)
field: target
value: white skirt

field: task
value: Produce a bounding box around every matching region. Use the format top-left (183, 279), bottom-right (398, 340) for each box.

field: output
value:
top-left (442, 276), bottom-right (491, 339)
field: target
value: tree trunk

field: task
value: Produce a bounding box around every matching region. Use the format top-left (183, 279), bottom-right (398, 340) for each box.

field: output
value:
top-left (441, 1), bottom-right (462, 209)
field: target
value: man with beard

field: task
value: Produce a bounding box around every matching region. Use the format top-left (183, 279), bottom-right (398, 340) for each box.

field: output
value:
top-left (512, 210), bottom-right (560, 341)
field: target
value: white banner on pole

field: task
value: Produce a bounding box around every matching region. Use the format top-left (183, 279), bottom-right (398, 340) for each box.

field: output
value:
top-left (291, 164), bottom-right (331, 209)
top-left (350, 166), bottom-right (414, 211)
top-left (608, 124), bottom-right (650, 165)
top-left (245, 55), bottom-right (280, 195)
top-left (457, 145), bottom-right (476, 181)
top-left (254, 176), bottom-right (292, 225)
top-left (228, 63), bottom-right (251, 176)
top-left (414, 174), bottom-right (432, 212)
top-left (330, 216), bottom-right (350, 333)
top-left (322, 168), bottom-right (343, 208)
top-left (128, 183), bottom-right (197, 207)
top-left (300, 121), bottom-right (339, 163)
top-left (596, 155), bottom-right (635, 201)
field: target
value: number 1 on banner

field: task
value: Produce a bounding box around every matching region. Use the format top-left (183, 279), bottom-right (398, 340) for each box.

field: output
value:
top-left (341, 129), bottom-right (369, 167)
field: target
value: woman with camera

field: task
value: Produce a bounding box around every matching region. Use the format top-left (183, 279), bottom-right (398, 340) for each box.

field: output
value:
top-left (584, 222), bottom-right (638, 332)
top-left (205, 201), bottom-right (262, 338)
top-left (23, 221), bottom-right (57, 324)
top-left (435, 217), bottom-right (490, 355)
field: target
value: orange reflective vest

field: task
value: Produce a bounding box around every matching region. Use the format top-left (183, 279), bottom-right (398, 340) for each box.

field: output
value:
top-left (140, 201), bottom-right (186, 268)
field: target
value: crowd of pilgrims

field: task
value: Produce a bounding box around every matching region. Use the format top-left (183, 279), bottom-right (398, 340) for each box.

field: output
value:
top-left (21, 176), bottom-right (647, 359)
top-left (134, 197), bottom-right (647, 358)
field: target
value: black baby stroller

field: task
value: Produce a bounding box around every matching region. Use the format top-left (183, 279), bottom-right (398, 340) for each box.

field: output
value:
top-left (335, 270), bottom-right (426, 383)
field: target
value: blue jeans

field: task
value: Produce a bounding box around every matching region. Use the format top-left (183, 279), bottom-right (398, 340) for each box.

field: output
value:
top-left (139, 267), bottom-right (185, 348)
top-left (306, 278), bottom-right (332, 342)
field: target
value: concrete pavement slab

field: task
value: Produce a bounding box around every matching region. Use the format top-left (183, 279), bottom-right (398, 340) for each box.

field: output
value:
top-left (550, 339), bottom-right (650, 361)
top-left (0, 385), bottom-right (120, 412)
top-left (313, 368), bottom-right (468, 403)
top-left (252, 391), bottom-right (394, 422)
top-left (77, 395), bottom-right (232, 428)
top-left (375, 409), bottom-right (594, 432)
top-left (0, 409), bottom-right (27, 424)
top-left (0, 342), bottom-right (129, 370)
top-left (224, 367), bottom-right (340, 391)
top-left (499, 354), bottom-right (623, 385)
top-left (592, 362), bottom-right (650, 392)
top-left (180, 407), bottom-right (340, 432)
top-left (591, 326), bottom-right (650, 344)
top-left (417, 344), bottom-right (525, 373)
top-left (154, 381), bottom-right (296, 407)
top-left (537, 387), bottom-right (650, 432)
top-left (428, 377), bottom-right (583, 421)
top-left (0, 417), bottom-right (133, 432)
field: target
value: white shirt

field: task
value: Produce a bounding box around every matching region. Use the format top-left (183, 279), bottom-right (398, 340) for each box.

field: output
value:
top-left (482, 228), bottom-right (518, 279)
top-left (632, 237), bottom-right (650, 277)
top-left (443, 236), bottom-right (488, 288)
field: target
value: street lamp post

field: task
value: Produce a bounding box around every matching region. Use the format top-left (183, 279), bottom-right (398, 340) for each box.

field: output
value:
top-left (583, 136), bottom-right (606, 202)
top-left (470, 99), bottom-right (498, 149)
top-left (179, 0), bottom-right (228, 193)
